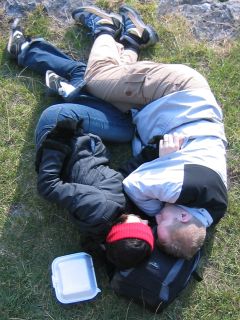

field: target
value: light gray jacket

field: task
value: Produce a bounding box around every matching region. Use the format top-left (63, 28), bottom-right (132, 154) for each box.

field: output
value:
top-left (123, 89), bottom-right (228, 224)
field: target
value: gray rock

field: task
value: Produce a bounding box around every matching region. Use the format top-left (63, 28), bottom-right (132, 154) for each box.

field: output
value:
top-left (4, 0), bottom-right (43, 17)
top-left (158, 0), bottom-right (240, 41)
top-left (3, 0), bottom-right (95, 23)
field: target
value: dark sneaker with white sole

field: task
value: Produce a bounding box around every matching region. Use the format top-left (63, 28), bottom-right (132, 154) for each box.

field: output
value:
top-left (7, 18), bottom-right (28, 58)
top-left (119, 5), bottom-right (159, 49)
top-left (72, 6), bottom-right (122, 38)
top-left (45, 70), bottom-right (84, 101)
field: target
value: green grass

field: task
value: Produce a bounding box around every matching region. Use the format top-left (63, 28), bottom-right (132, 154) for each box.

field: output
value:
top-left (0, 1), bottom-right (240, 319)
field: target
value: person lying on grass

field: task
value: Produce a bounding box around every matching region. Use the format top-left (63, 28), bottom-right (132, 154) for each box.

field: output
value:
top-left (7, 4), bottom-right (227, 263)
top-left (35, 116), bottom-right (154, 270)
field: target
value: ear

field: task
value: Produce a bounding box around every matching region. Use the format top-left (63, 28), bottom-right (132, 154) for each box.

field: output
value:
top-left (179, 211), bottom-right (191, 223)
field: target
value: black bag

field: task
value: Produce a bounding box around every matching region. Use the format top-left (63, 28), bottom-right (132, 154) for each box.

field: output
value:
top-left (109, 244), bottom-right (202, 313)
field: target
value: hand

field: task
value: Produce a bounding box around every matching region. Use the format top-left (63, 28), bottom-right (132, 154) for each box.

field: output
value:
top-left (47, 119), bottom-right (83, 143)
top-left (159, 133), bottom-right (184, 157)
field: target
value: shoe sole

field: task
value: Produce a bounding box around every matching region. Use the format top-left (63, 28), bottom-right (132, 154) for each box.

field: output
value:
top-left (72, 6), bottom-right (122, 27)
top-left (45, 70), bottom-right (65, 97)
top-left (45, 70), bottom-right (65, 94)
top-left (143, 25), bottom-right (159, 48)
top-left (119, 6), bottom-right (146, 31)
top-left (119, 5), bottom-right (159, 47)
top-left (45, 70), bottom-right (54, 90)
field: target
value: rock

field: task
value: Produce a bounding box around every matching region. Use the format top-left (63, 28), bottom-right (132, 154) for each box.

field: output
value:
top-left (158, 0), bottom-right (240, 41)
top-left (4, 0), bottom-right (95, 23)
top-left (3, 0), bottom-right (240, 41)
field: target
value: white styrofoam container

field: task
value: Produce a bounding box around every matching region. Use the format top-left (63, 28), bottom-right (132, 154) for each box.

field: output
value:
top-left (51, 252), bottom-right (101, 304)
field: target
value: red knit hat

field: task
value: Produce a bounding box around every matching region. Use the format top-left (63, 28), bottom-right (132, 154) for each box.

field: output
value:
top-left (106, 222), bottom-right (154, 251)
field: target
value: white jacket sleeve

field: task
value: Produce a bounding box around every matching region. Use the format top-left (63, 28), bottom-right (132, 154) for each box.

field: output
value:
top-left (123, 157), bottom-right (184, 216)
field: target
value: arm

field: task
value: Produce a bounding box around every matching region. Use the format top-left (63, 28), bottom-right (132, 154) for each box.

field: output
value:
top-left (36, 118), bottom-right (123, 233)
top-left (123, 156), bottom-right (184, 215)
top-left (121, 134), bottom-right (184, 214)
top-left (120, 133), bottom-right (184, 177)
top-left (35, 118), bottom-right (83, 173)
top-left (37, 148), bottom-right (121, 233)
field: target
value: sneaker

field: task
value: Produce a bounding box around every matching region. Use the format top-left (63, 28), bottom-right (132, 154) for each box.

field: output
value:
top-left (72, 6), bottom-right (122, 38)
top-left (7, 18), bottom-right (27, 58)
top-left (119, 5), bottom-right (159, 49)
top-left (45, 70), bottom-right (84, 101)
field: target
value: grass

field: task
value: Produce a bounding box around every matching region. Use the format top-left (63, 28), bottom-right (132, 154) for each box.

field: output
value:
top-left (0, 1), bottom-right (240, 319)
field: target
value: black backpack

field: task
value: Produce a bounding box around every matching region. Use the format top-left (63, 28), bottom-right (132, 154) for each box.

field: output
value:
top-left (109, 242), bottom-right (202, 313)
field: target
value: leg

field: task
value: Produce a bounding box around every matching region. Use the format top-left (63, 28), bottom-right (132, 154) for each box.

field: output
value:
top-left (73, 6), bottom-right (210, 112)
top-left (120, 48), bottom-right (138, 65)
top-left (7, 20), bottom-right (86, 91)
top-left (72, 5), bottom-right (159, 111)
top-left (85, 34), bottom-right (140, 111)
top-left (85, 34), bottom-right (211, 112)
top-left (18, 40), bottom-right (86, 88)
top-left (35, 100), bottom-right (134, 150)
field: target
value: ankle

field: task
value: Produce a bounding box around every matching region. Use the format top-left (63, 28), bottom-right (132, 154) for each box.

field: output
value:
top-left (96, 30), bottom-right (116, 38)
top-left (121, 39), bottom-right (140, 54)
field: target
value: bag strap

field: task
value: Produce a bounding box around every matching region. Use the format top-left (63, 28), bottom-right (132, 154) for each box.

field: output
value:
top-left (184, 250), bottom-right (202, 284)
top-left (159, 258), bottom-right (185, 301)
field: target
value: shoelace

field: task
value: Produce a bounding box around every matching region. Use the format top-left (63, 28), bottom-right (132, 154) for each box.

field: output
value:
top-left (122, 17), bottom-right (135, 35)
top-left (14, 31), bottom-right (24, 42)
top-left (86, 15), bottom-right (101, 36)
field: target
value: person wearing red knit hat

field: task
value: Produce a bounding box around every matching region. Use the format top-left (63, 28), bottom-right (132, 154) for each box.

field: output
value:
top-left (33, 115), bottom-right (155, 270)
top-left (106, 214), bottom-right (154, 269)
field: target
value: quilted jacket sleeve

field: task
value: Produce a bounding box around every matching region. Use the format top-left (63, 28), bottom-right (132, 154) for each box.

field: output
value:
top-left (37, 148), bottom-right (123, 235)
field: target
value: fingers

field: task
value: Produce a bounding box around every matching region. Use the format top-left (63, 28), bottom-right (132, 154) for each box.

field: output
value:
top-left (159, 134), bottom-right (173, 157)
top-left (163, 133), bottom-right (176, 148)
top-left (161, 134), bottom-right (173, 148)
top-left (159, 138), bottom-right (164, 150)
top-left (159, 133), bottom-right (185, 157)
top-left (173, 132), bottom-right (180, 149)
top-left (173, 132), bottom-right (185, 148)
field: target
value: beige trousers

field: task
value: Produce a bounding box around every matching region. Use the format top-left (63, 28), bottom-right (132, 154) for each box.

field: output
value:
top-left (84, 35), bottom-right (211, 113)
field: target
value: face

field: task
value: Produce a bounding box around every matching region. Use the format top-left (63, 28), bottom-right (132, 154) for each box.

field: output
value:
top-left (124, 214), bottom-right (149, 225)
top-left (156, 204), bottom-right (191, 243)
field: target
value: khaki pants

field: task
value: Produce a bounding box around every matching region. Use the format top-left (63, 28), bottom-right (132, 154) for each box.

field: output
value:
top-left (84, 35), bottom-right (211, 113)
